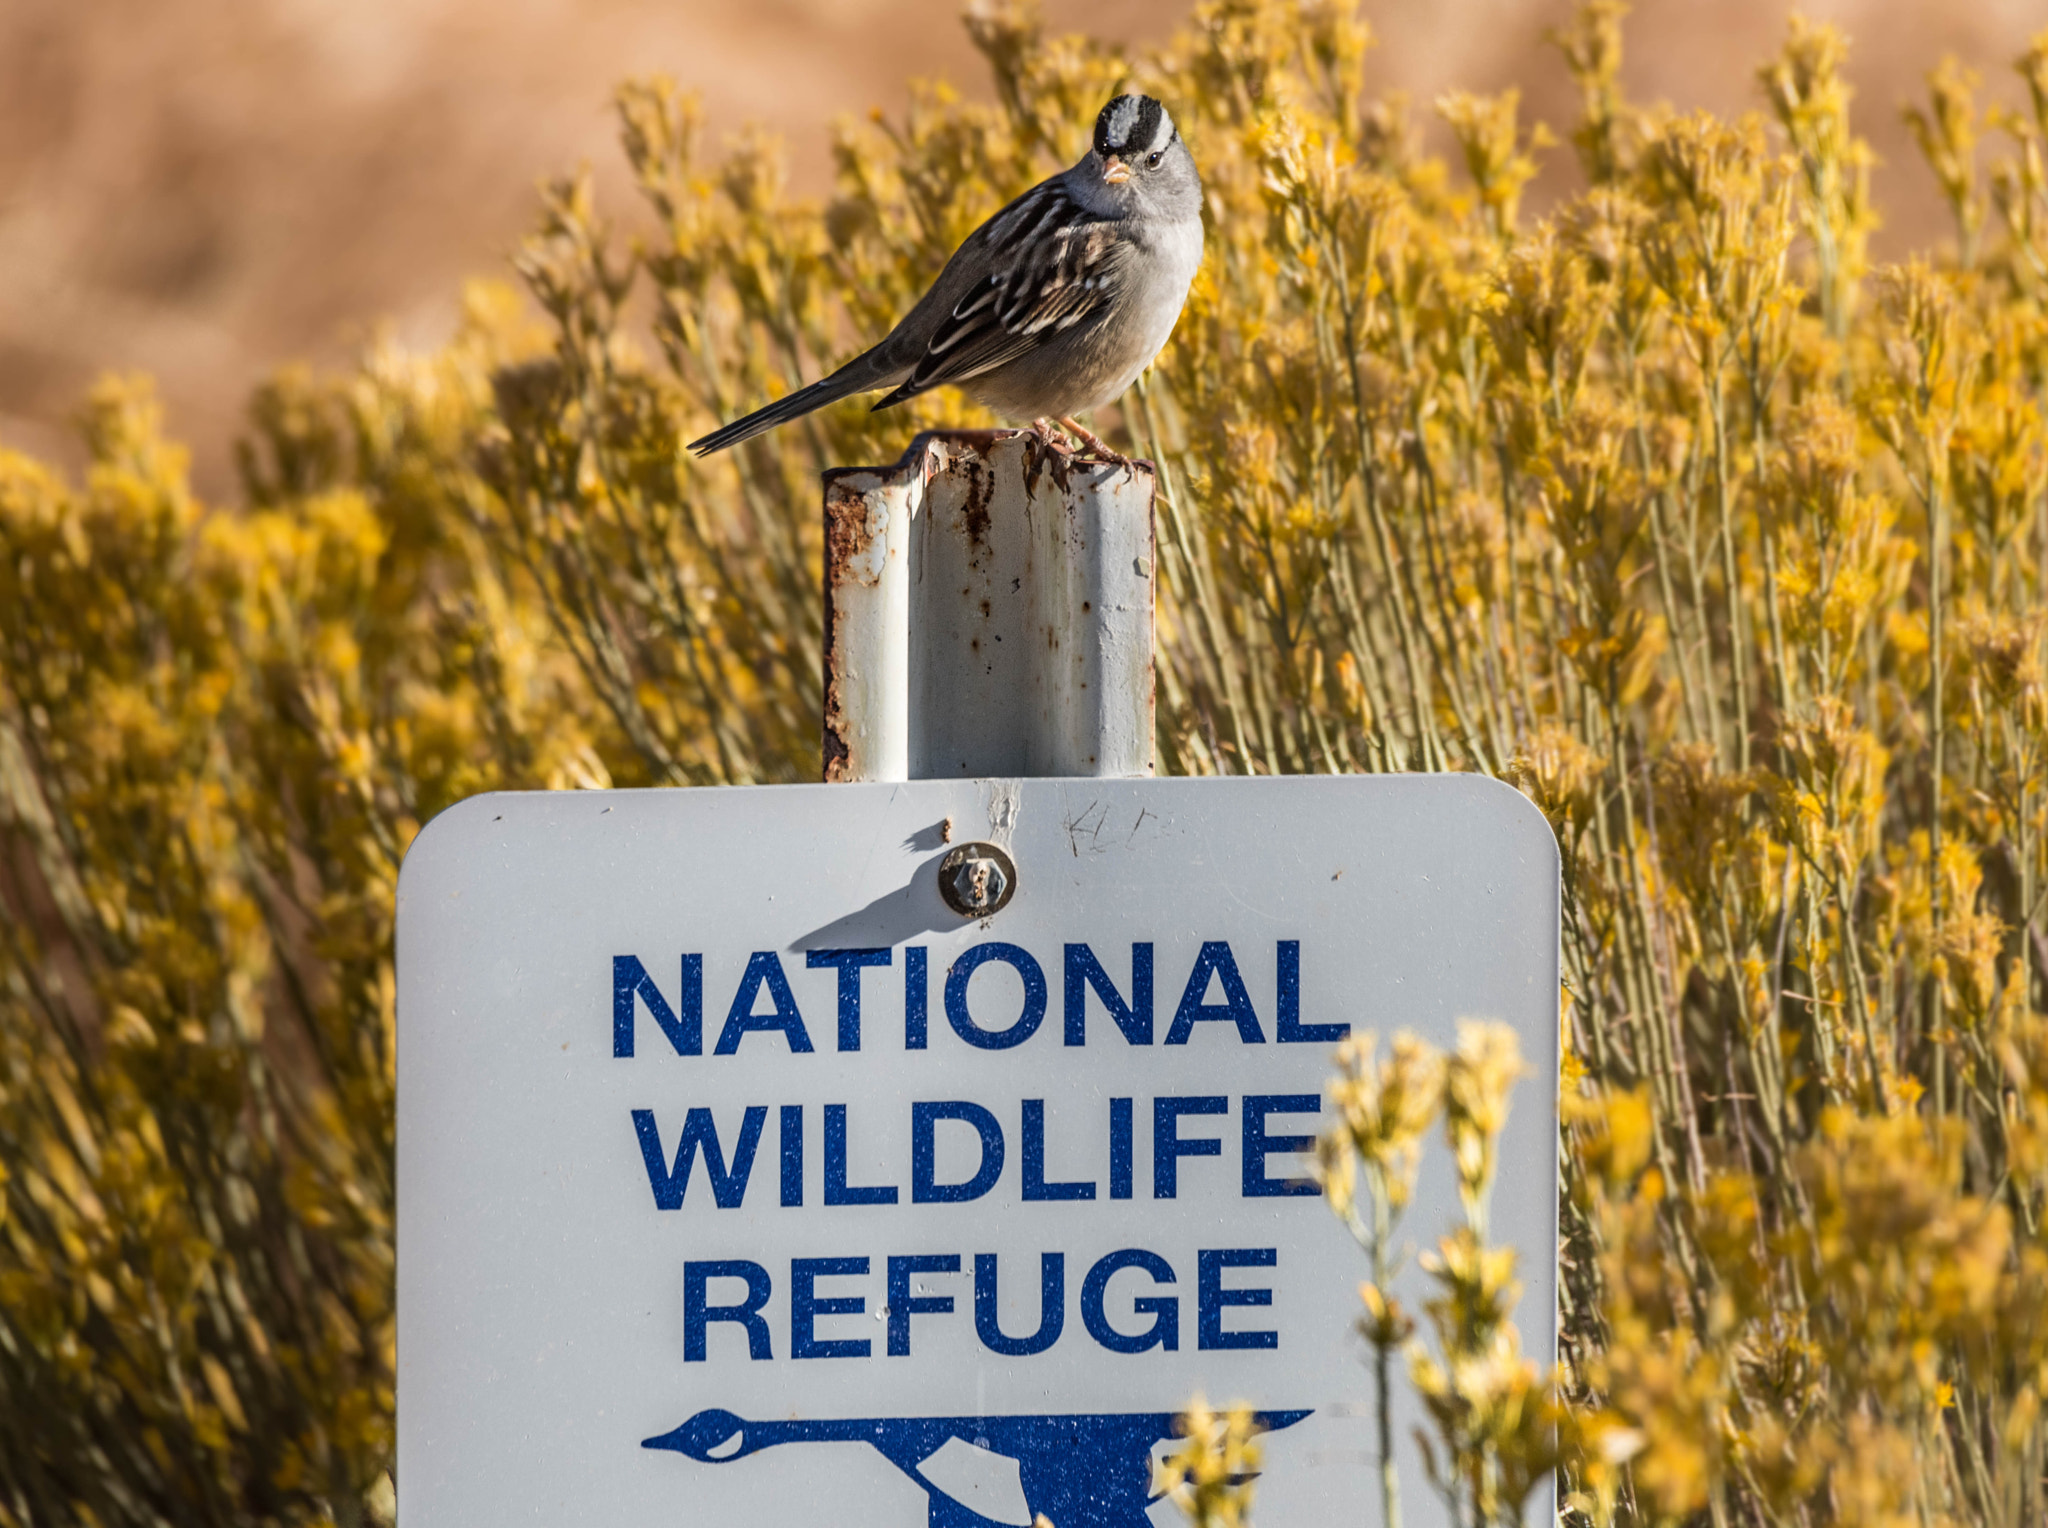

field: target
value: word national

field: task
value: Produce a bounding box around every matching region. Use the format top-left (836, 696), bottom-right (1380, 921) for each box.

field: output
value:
top-left (612, 939), bottom-right (1346, 1056)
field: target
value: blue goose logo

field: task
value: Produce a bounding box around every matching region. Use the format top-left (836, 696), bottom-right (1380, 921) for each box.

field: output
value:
top-left (644, 1407), bottom-right (1311, 1528)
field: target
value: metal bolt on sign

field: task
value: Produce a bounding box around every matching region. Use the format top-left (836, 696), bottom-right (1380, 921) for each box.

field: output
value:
top-left (937, 841), bottom-right (1016, 917)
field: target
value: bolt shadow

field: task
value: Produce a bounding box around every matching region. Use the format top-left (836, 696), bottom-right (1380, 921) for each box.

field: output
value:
top-left (902, 820), bottom-right (953, 853)
top-left (791, 852), bottom-right (958, 951)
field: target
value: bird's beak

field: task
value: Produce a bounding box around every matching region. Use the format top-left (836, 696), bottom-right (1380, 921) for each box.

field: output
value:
top-left (1102, 155), bottom-right (1132, 184)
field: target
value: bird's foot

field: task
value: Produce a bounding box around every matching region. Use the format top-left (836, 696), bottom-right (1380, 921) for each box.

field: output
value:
top-left (1028, 418), bottom-right (1071, 453)
top-left (1056, 416), bottom-right (1136, 467)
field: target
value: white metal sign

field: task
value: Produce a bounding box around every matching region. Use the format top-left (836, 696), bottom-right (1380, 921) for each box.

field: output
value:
top-left (397, 776), bottom-right (1558, 1527)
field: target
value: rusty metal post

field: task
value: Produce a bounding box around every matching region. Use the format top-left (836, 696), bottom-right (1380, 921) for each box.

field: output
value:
top-left (822, 431), bottom-right (1155, 781)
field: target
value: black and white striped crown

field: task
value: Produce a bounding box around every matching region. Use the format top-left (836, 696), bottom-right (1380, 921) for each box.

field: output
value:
top-left (1093, 95), bottom-right (1175, 159)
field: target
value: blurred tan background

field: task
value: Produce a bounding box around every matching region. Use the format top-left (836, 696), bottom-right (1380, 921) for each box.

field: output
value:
top-left (1, 0), bottom-right (2042, 496)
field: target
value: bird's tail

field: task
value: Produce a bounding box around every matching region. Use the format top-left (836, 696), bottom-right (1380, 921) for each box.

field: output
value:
top-left (688, 354), bottom-right (900, 457)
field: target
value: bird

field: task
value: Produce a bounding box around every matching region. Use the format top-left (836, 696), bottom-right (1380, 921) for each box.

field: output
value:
top-left (687, 93), bottom-right (1204, 463)
top-left (642, 1405), bottom-right (1311, 1528)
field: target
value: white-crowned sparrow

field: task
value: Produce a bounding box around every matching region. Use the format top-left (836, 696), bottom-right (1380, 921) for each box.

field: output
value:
top-left (688, 94), bottom-right (1203, 459)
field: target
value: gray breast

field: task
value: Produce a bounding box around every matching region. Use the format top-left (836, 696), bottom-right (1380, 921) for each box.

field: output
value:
top-left (1088, 213), bottom-right (1204, 408)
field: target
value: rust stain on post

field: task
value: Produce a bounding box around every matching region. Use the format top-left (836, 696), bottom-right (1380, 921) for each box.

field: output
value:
top-left (959, 458), bottom-right (994, 556)
top-left (820, 464), bottom-right (913, 782)
top-left (824, 479), bottom-right (883, 583)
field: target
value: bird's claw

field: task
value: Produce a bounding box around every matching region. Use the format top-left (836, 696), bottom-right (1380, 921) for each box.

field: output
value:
top-left (1028, 418), bottom-right (1071, 453)
top-left (1025, 417), bottom-right (1136, 469)
top-left (1058, 416), bottom-right (1137, 467)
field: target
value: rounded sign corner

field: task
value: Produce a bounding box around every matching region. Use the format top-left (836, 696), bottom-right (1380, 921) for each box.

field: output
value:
top-left (1450, 772), bottom-right (1560, 878)
top-left (397, 789), bottom-right (522, 902)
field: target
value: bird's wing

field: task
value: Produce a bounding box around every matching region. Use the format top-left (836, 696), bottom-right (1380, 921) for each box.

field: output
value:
top-left (873, 181), bottom-right (1130, 410)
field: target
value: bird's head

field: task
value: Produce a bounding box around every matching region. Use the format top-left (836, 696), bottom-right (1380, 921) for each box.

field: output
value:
top-left (1087, 95), bottom-right (1202, 219)
top-left (642, 1408), bottom-right (752, 1461)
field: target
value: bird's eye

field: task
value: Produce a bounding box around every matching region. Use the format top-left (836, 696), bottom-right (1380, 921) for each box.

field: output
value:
top-left (1146, 150), bottom-right (1165, 169)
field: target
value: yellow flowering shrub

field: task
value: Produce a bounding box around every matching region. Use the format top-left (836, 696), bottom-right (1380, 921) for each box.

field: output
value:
top-left (4, 0), bottom-right (2048, 1522)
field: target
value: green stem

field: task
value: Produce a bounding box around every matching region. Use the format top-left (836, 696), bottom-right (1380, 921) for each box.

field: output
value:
top-left (1931, 474), bottom-right (1947, 1115)
top-left (1372, 1189), bottom-right (1402, 1528)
